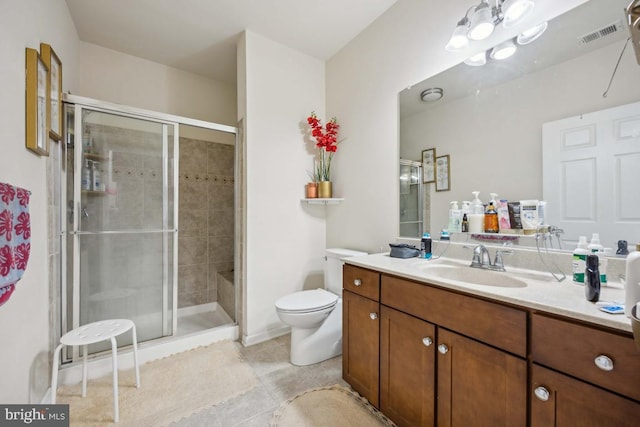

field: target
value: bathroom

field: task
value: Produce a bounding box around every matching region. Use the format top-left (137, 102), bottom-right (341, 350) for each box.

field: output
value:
top-left (2, 0), bottom-right (640, 411)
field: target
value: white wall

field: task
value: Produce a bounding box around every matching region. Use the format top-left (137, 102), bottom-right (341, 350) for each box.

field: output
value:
top-left (77, 42), bottom-right (237, 128)
top-left (401, 40), bottom-right (640, 232)
top-left (0, 0), bottom-right (79, 403)
top-left (238, 31), bottom-right (327, 344)
top-left (325, 0), bottom-right (587, 252)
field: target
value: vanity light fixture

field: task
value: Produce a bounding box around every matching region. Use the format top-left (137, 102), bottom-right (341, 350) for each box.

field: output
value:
top-left (446, 0), bottom-right (536, 51)
top-left (420, 88), bottom-right (444, 102)
top-left (517, 21), bottom-right (548, 45)
top-left (468, 1), bottom-right (496, 41)
top-left (464, 51), bottom-right (488, 66)
top-left (490, 39), bottom-right (517, 60)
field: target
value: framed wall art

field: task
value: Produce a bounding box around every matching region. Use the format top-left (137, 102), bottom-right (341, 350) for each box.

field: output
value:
top-left (40, 43), bottom-right (62, 141)
top-left (421, 148), bottom-right (436, 183)
top-left (435, 154), bottom-right (450, 192)
top-left (25, 48), bottom-right (49, 156)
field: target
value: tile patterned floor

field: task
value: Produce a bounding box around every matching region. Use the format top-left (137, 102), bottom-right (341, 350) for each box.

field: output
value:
top-left (170, 335), bottom-right (349, 426)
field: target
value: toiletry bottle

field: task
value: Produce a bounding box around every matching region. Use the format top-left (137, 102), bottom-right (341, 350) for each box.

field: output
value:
top-left (461, 213), bottom-right (469, 232)
top-left (624, 243), bottom-right (640, 317)
top-left (448, 201), bottom-right (462, 233)
top-left (440, 229), bottom-right (450, 241)
top-left (469, 191), bottom-right (485, 233)
top-left (92, 161), bottom-right (101, 192)
top-left (584, 254), bottom-right (600, 302)
top-left (421, 232), bottom-right (432, 259)
top-left (82, 160), bottom-right (92, 191)
top-left (617, 240), bottom-right (629, 255)
top-left (484, 202), bottom-right (499, 233)
top-left (588, 233), bottom-right (606, 284)
top-left (572, 236), bottom-right (588, 284)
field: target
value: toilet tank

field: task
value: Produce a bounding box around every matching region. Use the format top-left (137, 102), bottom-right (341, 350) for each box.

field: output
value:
top-left (325, 248), bottom-right (368, 294)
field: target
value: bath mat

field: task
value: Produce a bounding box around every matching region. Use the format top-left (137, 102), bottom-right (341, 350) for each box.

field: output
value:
top-left (56, 340), bottom-right (258, 426)
top-left (270, 384), bottom-right (396, 427)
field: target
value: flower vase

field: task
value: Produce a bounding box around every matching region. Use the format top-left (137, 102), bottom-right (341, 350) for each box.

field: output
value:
top-left (306, 182), bottom-right (318, 198)
top-left (318, 181), bottom-right (332, 198)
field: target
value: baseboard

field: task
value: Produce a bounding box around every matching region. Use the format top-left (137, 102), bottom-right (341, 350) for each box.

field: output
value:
top-left (242, 325), bottom-right (290, 347)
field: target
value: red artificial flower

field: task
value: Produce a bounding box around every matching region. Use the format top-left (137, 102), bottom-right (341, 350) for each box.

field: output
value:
top-left (306, 112), bottom-right (341, 182)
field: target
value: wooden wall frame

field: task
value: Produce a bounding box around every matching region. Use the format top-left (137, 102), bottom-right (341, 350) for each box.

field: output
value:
top-left (40, 43), bottom-right (62, 141)
top-left (25, 48), bottom-right (49, 156)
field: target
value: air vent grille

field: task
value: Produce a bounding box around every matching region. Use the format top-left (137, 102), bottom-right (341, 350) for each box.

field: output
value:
top-left (579, 20), bottom-right (623, 44)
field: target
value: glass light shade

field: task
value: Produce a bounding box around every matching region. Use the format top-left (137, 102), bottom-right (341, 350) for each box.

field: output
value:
top-left (468, 4), bottom-right (495, 41)
top-left (445, 19), bottom-right (469, 51)
top-left (490, 39), bottom-right (517, 60)
top-left (464, 51), bottom-right (487, 66)
top-left (502, 0), bottom-right (535, 28)
top-left (517, 21), bottom-right (548, 45)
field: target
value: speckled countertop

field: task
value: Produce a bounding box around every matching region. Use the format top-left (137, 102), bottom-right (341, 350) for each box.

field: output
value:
top-left (345, 252), bottom-right (632, 333)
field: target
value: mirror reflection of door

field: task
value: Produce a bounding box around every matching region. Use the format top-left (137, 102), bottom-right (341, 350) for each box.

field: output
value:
top-left (543, 100), bottom-right (640, 248)
top-left (399, 160), bottom-right (425, 237)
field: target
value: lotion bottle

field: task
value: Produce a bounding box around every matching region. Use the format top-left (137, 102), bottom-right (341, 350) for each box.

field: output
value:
top-left (469, 191), bottom-right (485, 233)
top-left (624, 243), bottom-right (640, 317)
top-left (448, 201), bottom-right (462, 233)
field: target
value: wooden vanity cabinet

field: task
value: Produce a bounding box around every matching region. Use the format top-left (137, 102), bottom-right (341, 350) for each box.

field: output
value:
top-left (531, 313), bottom-right (640, 425)
top-left (342, 265), bottom-right (380, 407)
top-left (379, 274), bottom-right (527, 427)
top-left (380, 305), bottom-right (436, 426)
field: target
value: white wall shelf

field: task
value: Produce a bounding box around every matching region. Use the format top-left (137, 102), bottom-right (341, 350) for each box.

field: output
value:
top-left (301, 198), bottom-right (344, 205)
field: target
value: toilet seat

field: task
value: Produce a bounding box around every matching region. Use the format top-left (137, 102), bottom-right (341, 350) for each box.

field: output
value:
top-left (275, 289), bottom-right (338, 314)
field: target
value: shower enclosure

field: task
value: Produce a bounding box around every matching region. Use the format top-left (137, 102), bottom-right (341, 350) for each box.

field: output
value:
top-left (399, 159), bottom-right (424, 238)
top-left (60, 95), bottom-right (237, 360)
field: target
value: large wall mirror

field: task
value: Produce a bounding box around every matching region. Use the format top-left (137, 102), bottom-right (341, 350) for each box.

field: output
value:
top-left (399, 0), bottom-right (640, 251)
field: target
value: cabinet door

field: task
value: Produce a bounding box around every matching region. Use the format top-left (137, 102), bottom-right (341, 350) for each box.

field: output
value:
top-left (380, 306), bottom-right (436, 427)
top-left (342, 290), bottom-right (380, 407)
top-left (437, 328), bottom-right (527, 427)
top-left (531, 364), bottom-right (640, 427)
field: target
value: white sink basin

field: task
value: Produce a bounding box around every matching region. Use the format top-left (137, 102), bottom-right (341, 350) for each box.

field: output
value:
top-left (421, 264), bottom-right (527, 288)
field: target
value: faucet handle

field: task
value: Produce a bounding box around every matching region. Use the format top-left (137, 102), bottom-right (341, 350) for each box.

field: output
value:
top-left (492, 249), bottom-right (512, 271)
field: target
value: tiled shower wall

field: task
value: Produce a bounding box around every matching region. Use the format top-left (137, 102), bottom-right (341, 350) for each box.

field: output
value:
top-left (178, 137), bottom-right (234, 309)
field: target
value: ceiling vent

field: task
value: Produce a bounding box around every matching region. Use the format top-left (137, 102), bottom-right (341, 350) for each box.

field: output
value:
top-left (578, 20), bottom-right (623, 45)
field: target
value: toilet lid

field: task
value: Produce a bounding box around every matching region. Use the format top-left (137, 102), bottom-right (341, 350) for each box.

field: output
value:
top-left (275, 289), bottom-right (338, 313)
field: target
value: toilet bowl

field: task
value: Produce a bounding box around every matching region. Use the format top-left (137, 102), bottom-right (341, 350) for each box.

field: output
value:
top-left (275, 248), bottom-right (367, 366)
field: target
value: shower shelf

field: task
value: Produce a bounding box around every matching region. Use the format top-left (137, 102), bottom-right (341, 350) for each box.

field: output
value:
top-left (302, 198), bottom-right (344, 205)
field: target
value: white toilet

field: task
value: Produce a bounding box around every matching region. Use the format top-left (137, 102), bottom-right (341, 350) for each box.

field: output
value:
top-left (275, 248), bottom-right (367, 366)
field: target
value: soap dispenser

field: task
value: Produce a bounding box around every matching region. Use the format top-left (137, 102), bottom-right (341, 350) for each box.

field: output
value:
top-left (584, 254), bottom-right (600, 302)
top-left (469, 191), bottom-right (485, 233)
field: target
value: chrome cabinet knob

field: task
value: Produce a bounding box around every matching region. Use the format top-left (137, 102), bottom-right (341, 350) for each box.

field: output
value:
top-left (422, 337), bottom-right (433, 347)
top-left (534, 386), bottom-right (550, 401)
top-left (369, 312), bottom-right (378, 320)
top-left (594, 355), bottom-right (614, 371)
top-left (354, 279), bottom-right (362, 286)
top-left (437, 344), bottom-right (449, 354)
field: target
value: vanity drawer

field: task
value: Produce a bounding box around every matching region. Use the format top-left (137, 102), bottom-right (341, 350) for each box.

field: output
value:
top-left (381, 274), bottom-right (527, 357)
top-left (343, 265), bottom-right (380, 301)
top-left (532, 313), bottom-right (640, 401)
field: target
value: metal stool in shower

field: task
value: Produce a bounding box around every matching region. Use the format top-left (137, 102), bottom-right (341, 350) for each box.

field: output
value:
top-left (50, 319), bottom-right (141, 423)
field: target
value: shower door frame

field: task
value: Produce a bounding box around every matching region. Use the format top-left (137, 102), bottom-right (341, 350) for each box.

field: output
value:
top-left (60, 94), bottom-right (239, 362)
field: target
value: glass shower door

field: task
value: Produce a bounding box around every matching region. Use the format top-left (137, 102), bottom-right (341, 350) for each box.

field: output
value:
top-left (399, 159), bottom-right (423, 238)
top-left (64, 104), bottom-right (178, 355)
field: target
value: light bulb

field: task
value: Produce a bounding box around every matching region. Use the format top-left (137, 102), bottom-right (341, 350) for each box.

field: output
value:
top-left (490, 39), bottom-right (517, 60)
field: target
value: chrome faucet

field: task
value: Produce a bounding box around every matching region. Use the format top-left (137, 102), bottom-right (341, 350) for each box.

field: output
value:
top-left (467, 244), bottom-right (512, 271)
top-left (470, 244), bottom-right (492, 269)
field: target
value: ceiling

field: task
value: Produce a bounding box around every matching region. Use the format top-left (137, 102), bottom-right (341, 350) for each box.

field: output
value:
top-left (64, 0), bottom-right (398, 85)
top-left (400, 0), bottom-right (631, 117)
